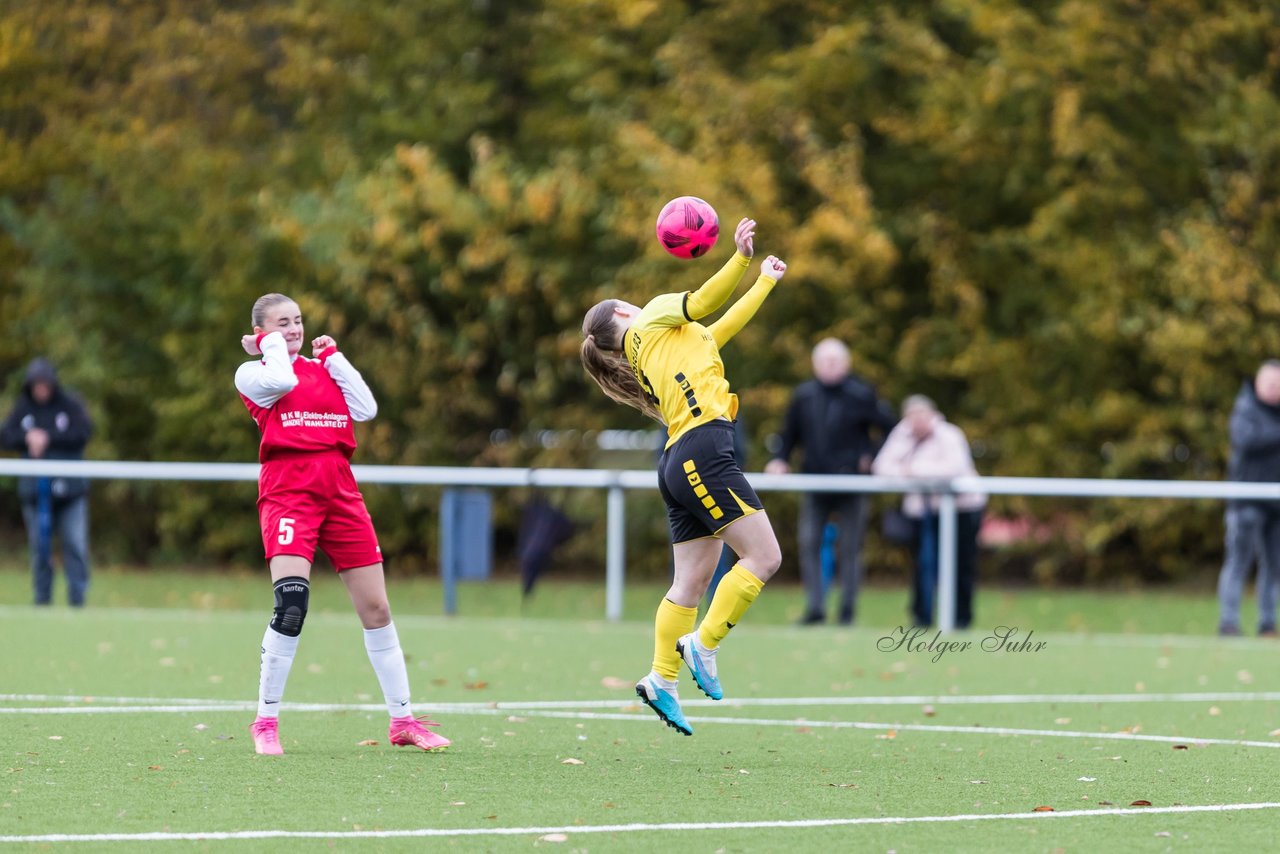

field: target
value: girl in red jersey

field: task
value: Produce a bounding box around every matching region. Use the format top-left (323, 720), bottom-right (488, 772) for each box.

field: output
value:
top-left (235, 293), bottom-right (448, 755)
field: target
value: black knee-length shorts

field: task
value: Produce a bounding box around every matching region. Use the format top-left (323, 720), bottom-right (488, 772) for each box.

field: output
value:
top-left (657, 420), bottom-right (764, 544)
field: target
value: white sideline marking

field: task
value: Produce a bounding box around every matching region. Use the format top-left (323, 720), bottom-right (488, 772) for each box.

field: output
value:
top-left (4, 603), bottom-right (1279, 650)
top-left (6, 690), bottom-right (1280, 710)
top-left (3, 802), bottom-right (1279, 843)
top-left (469, 709), bottom-right (1280, 750)
top-left (3, 699), bottom-right (1277, 749)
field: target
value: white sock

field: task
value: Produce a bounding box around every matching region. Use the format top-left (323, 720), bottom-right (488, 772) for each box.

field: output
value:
top-left (648, 670), bottom-right (678, 691)
top-left (692, 634), bottom-right (716, 656)
top-left (364, 622), bottom-right (413, 718)
top-left (258, 626), bottom-right (299, 718)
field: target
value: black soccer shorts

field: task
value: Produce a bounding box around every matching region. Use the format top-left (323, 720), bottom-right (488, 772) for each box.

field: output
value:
top-left (657, 420), bottom-right (764, 544)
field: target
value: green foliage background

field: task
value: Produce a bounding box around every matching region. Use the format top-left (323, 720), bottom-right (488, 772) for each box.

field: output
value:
top-left (1, 0), bottom-right (1278, 581)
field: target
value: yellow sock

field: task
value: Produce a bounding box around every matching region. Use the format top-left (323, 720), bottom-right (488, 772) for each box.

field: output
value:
top-left (653, 598), bottom-right (698, 680)
top-left (698, 565), bottom-right (764, 650)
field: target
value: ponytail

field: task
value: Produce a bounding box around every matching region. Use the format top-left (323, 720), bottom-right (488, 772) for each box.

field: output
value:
top-left (580, 300), bottom-right (663, 423)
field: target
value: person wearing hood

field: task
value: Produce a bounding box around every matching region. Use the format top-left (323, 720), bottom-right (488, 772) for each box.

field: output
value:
top-left (1217, 360), bottom-right (1280, 637)
top-left (765, 338), bottom-right (898, 625)
top-left (0, 358), bottom-right (94, 606)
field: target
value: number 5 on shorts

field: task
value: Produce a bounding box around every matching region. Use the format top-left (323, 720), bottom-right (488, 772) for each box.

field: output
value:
top-left (278, 517), bottom-right (296, 546)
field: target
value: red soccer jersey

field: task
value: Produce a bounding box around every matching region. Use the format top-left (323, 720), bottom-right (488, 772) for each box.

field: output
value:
top-left (240, 356), bottom-right (357, 463)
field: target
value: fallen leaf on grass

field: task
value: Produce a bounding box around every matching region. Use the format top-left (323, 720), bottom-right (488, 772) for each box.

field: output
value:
top-left (1172, 744), bottom-right (1189, 750)
top-left (875, 730), bottom-right (897, 740)
top-left (1155, 831), bottom-right (1171, 838)
top-left (1131, 800), bottom-right (1152, 807)
top-left (193, 724), bottom-right (208, 731)
top-left (969, 780), bottom-right (987, 785)
top-left (1077, 777), bottom-right (1096, 782)
top-left (922, 705), bottom-right (936, 717)
top-left (506, 715), bottom-right (527, 723)
top-left (538, 834), bottom-right (568, 843)
top-left (1270, 729), bottom-right (1280, 737)
top-left (47, 736), bottom-right (62, 741)
top-left (828, 783), bottom-right (858, 788)
top-left (1098, 801), bottom-right (1113, 805)
top-left (795, 726), bottom-right (813, 734)
top-left (357, 740), bottom-right (379, 746)
top-left (463, 681), bottom-right (489, 690)
top-left (1032, 805), bottom-right (1055, 812)
top-left (449, 801), bottom-right (465, 806)
top-left (1208, 706), bottom-right (1221, 716)
top-left (561, 758), bottom-right (584, 765)
top-left (601, 676), bottom-right (631, 690)
top-left (148, 766), bottom-right (163, 771)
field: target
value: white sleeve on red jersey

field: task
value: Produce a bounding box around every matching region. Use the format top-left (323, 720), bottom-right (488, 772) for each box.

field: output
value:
top-left (234, 331), bottom-right (299, 408)
top-left (323, 352), bottom-right (378, 422)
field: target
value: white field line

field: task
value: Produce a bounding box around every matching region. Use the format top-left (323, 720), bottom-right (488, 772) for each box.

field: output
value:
top-left (3, 802), bottom-right (1280, 844)
top-left (2, 604), bottom-right (1277, 650)
top-left (5, 690), bottom-right (1280, 710)
top-left (455, 708), bottom-right (1280, 750)
top-left (3, 699), bottom-right (1277, 749)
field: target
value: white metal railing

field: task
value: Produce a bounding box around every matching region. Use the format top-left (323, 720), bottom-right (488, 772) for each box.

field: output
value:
top-left (4, 458), bottom-right (1279, 628)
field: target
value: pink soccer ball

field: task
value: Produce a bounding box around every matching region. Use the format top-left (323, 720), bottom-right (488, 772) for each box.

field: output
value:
top-left (655, 196), bottom-right (719, 259)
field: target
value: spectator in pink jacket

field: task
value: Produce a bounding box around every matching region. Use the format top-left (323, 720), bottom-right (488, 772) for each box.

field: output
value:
top-left (872, 395), bottom-right (986, 628)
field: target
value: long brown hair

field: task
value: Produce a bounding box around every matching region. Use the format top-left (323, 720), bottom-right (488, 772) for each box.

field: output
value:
top-left (580, 300), bottom-right (663, 423)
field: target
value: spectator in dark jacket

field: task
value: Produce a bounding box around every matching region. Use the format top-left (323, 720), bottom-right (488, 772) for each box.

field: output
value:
top-left (0, 358), bottom-right (94, 606)
top-left (1217, 360), bottom-right (1280, 636)
top-left (766, 339), bottom-right (897, 625)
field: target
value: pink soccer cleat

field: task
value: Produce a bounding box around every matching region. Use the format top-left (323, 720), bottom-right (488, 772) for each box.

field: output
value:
top-left (389, 715), bottom-right (451, 752)
top-left (250, 715), bottom-right (284, 755)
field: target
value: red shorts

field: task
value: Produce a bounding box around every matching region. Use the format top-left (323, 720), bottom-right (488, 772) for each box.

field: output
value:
top-left (257, 452), bottom-right (382, 571)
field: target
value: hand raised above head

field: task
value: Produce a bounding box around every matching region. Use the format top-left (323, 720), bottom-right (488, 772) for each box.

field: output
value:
top-left (734, 218), bottom-right (756, 258)
top-left (760, 255), bottom-right (787, 281)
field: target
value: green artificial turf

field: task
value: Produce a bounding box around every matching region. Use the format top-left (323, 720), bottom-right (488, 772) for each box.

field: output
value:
top-left (2, 567), bottom-right (1279, 852)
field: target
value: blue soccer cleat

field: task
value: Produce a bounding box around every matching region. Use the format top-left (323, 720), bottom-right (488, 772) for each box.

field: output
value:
top-left (677, 632), bottom-right (723, 700)
top-left (635, 674), bottom-right (693, 736)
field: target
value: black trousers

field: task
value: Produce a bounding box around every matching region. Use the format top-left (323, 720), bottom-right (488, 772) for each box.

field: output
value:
top-left (913, 508), bottom-right (982, 629)
top-left (798, 492), bottom-right (867, 620)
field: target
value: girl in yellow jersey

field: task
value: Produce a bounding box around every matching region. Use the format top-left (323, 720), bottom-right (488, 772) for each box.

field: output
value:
top-left (580, 217), bottom-right (787, 735)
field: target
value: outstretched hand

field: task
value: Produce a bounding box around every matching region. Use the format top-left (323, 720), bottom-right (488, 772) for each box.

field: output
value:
top-left (734, 218), bottom-right (756, 258)
top-left (761, 255), bottom-right (787, 281)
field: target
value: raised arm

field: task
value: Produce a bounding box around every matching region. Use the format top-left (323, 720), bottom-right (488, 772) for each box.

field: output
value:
top-left (312, 336), bottom-right (377, 422)
top-left (684, 218), bottom-right (757, 320)
top-left (235, 331), bottom-right (299, 408)
top-left (707, 256), bottom-right (787, 347)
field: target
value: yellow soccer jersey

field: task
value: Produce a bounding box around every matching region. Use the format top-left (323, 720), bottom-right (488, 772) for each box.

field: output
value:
top-left (625, 293), bottom-right (737, 447)
top-left (623, 251), bottom-right (779, 447)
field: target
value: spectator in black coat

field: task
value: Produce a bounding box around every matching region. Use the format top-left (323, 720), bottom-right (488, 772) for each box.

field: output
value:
top-left (766, 339), bottom-right (897, 625)
top-left (0, 358), bottom-right (94, 606)
top-left (1217, 360), bottom-right (1280, 636)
